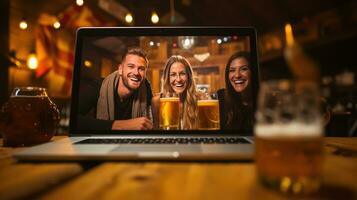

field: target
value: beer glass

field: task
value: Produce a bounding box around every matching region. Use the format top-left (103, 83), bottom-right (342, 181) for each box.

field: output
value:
top-left (198, 93), bottom-right (220, 130)
top-left (0, 87), bottom-right (60, 147)
top-left (255, 80), bottom-right (323, 194)
top-left (159, 93), bottom-right (180, 130)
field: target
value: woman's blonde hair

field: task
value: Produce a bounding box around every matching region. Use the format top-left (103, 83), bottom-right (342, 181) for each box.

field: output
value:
top-left (161, 55), bottom-right (198, 129)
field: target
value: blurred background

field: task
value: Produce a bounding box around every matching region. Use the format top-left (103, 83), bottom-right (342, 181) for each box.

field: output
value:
top-left (0, 0), bottom-right (356, 136)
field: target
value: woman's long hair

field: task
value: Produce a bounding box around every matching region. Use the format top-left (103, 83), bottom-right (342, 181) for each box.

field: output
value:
top-left (161, 55), bottom-right (198, 129)
top-left (224, 51), bottom-right (253, 130)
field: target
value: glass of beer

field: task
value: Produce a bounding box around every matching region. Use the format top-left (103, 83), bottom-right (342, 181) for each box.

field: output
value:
top-left (0, 87), bottom-right (60, 147)
top-left (159, 93), bottom-right (180, 130)
top-left (197, 93), bottom-right (220, 130)
top-left (255, 80), bottom-right (323, 194)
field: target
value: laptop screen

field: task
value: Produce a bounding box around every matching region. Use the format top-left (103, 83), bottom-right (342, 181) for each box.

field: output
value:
top-left (70, 27), bottom-right (259, 135)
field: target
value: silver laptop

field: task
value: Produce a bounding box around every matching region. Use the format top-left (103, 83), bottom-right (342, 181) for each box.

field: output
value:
top-left (15, 27), bottom-right (259, 161)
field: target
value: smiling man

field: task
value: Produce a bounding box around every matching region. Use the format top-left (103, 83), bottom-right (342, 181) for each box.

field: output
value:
top-left (78, 48), bottom-right (153, 130)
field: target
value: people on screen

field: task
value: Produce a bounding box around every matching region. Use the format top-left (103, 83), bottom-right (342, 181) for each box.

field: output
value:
top-left (78, 47), bottom-right (153, 130)
top-left (217, 51), bottom-right (253, 131)
top-left (152, 55), bottom-right (199, 130)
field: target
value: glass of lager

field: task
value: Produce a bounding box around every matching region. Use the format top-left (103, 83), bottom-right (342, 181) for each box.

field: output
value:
top-left (255, 80), bottom-right (323, 194)
top-left (159, 93), bottom-right (180, 130)
top-left (198, 93), bottom-right (220, 130)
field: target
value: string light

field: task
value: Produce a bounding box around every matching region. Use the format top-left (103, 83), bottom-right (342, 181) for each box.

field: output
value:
top-left (151, 11), bottom-right (159, 24)
top-left (217, 39), bottom-right (222, 44)
top-left (19, 19), bottom-right (28, 30)
top-left (27, 54), bottom-right (38, 70)
top-left (53, 21), bottom-right (61, 29)
top-left (125, 13), bottom-right (133, 24)
top-left (76, 0), bottom-right (84, 6)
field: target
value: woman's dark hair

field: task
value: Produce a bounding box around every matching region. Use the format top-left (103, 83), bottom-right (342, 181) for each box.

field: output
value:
top-left (223, 51), bottom-right (253, 130)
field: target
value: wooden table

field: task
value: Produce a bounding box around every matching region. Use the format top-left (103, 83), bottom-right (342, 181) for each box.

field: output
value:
top-left (0, 137), bottom-right (356, 200)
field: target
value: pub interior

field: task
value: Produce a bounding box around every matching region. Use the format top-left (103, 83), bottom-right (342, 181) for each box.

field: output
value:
top-left (0, 0), bottom-right (357, 199)
top-left (0, 0), bottom-right (357, 136)
top-left (1, 0), bottom-right (356, 135)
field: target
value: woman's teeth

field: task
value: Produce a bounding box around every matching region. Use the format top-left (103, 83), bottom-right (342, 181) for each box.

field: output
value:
top-left (234, 79), bottom-right (245, 84)
top-left (174, 83), bottom-right (184, 87)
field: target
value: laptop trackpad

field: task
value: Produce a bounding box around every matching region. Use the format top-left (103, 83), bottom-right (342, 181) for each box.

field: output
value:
top-left (110, 145), bottom-right (202, 153)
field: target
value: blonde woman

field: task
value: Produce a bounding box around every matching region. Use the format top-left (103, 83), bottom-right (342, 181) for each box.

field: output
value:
top-left (152, 55), bottom-right (198, 130)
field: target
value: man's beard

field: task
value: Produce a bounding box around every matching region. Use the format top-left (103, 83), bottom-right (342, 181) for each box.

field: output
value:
top-left (121, 74), bottom-right (142, 91)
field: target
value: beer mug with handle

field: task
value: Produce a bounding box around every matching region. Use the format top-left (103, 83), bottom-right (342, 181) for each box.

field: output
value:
top-left (0, 87), bottom-right (60, 147)
top-left (255, 80), bottom-right (324, 195)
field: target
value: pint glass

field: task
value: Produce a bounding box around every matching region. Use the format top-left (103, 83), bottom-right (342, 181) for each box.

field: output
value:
top-left (255, 80), bottom-right (323, 194)
top-left (159, 93), bottom-right (180, 130)
top-left (198, 93), bottom-right (220, 130)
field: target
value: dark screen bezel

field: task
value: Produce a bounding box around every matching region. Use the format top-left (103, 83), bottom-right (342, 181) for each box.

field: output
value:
top-left (69, 27), bottom-right (260, 136)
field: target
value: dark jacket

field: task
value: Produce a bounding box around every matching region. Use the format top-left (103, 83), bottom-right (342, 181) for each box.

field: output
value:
top-left (77, 78), bottom-right (152, 130)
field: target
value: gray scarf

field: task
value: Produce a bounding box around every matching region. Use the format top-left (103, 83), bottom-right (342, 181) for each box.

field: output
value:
top-left (96, 70), bottom-right (152, 121)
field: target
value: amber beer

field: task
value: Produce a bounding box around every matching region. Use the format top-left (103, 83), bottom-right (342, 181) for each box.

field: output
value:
top-left (159, 97), bottom-right (180, 129)
top-left (255, 124), bottom-right (323, 194)
top-left (197, 100), bottom-right (220, 130)
top-left (0, 87), bottom-right (60, 147)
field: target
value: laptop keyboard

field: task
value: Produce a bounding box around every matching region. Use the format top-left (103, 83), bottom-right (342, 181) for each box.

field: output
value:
top-left (75, 137), bottom-right (251, 144)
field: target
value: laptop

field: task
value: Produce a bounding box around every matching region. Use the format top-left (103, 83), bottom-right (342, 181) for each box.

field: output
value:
top-left (15, 27), bottom-right (259, 161)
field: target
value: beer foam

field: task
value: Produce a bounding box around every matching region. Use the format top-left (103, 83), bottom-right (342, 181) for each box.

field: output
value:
top-left (198, 100), bottom-right (218, 102)
top-left (160, 97), bottom-right (179, 101)
top-left (255, 123), bottom-right (323, 138)
top-left (197, 100), bottom-right (218, 105)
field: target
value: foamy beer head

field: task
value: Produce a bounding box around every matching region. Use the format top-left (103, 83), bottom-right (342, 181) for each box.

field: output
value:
top-left (159, 97), bottom-right (180, 129)
top-left (197, 99), bottom-right (220, 130)
top-left (255, 123), bottom-right (323, 138)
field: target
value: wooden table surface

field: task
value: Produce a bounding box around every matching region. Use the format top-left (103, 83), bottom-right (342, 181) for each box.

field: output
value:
top-left (0, 137), bottom-right (356, 200)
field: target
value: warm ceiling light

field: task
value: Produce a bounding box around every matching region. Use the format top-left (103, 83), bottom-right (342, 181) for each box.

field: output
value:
top-left (178, 36), bottom-right (195, 49)
top-left (151, 11), bottom-right (159, 24)
top-left (125, 13), bottom-right (133, 24)
top-left (84, 60), bottom-right (92, 68)
top-left (285, 23), bottom-right (295, 47)
top-left (19, 19), bottom-right (28, 30)
top-left (76, 0), bottom-right (84, 6)
top-left (27, 54), bottom-right (38, 70)
top-left (53, 21), bottom-right (61, 29)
